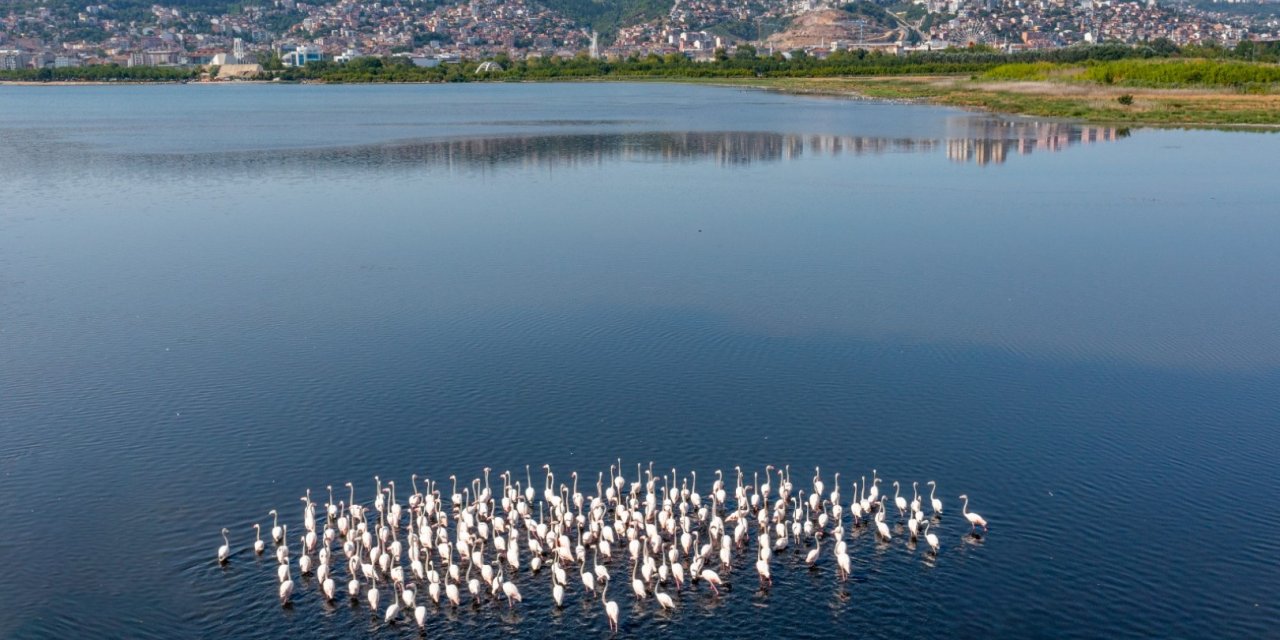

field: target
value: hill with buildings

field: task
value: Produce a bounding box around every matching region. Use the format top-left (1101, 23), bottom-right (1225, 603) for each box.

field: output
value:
top-left (2, 0), bottom-right (1278, 70)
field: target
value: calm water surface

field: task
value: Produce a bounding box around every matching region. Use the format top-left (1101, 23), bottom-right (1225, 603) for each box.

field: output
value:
top-left (1, 83), bottom-right (1278, 639)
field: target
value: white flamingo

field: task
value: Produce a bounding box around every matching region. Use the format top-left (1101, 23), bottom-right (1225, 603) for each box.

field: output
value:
top-left (959, 494), bottom-right (988, 532)
top-left (270, 509), bottom-right (283, 543)
top-left (385, 583), bottom-right (402, 623)
top-left (701, 568), bottom-right (723, 595)
top-left (603, 579), bottom-right (619, 632)
top-left (928, 480), bottom-right (943, 515)
top-left (893, 481), bottom-right (907, 518)
top-left (217, 528), bottom-right (230, 564)
top-left (923, 521), bottom-right (940, 554)
top-left (805, 538), bottom-right (820, 567)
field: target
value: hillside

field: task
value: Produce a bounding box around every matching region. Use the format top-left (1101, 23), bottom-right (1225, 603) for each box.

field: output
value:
top-left (532, 0), bottom-right (673, 41)
top-left (765, 6), bottom-right (903, 50)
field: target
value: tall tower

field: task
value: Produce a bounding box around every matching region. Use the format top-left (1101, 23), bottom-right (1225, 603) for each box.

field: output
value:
top-left (233, 37), bottom-right (245, 63)
top-left (590, 31), bottom-right (599, 59)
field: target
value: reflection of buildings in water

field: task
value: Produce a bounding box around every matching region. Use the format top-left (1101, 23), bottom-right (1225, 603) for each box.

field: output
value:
top-left (247, 123), bottom-right (1121, 170)
top-left (943, 120), bottom-right (1128, 166)
top-left (2, 121), bottom-right (1127, 179)
top-left (99, 131), bottom-right (947, 174)
top-left (423, 131), bottom-right (939, 168)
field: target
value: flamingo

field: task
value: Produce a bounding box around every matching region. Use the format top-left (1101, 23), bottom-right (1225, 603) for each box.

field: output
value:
top-left (217, 528), bottom-right (230, 564)
top-left (253, 524), bottom-right (265, 555)
top-left (928, 480), bottom-right (943, 515)
top-left (322, 573), bottom-right (336, 601)
top-left (385, 583), bottom-right (402, 623)
top-left (298, 538), bottom-right (312, 575)
top-left (270, 509), bottom-right (283, 543)
top-left (959, 494), bottom-right (988, 532)
top-left (701, 568), bottom-right (722, 595)
top-left (580, 554), bottom-right (596, 593)
top-left (836, 550), bottom-right (851, 580)
top-left (805, 537), bottom-right (820, 567)
top-left (593, 548), bottom-right (609, 584)
top-left (501, 572), bottom-right (522, 608)
top-left (631, 555), bottom-right (646, 599)
top-left (923, 521), bottom-right (940, 554)
top-left (656, 589), bottom-right (675, 610)
top-left (876, 500), bottom-right (892, 541)
top-left (603, 579), bottom-right (619, 632)
top-left (279, 568), bottom-right (294, 605)
top-left (275, 524), bottom-right (289, 565)
top-left (755, 549), bottom-right (771, 587)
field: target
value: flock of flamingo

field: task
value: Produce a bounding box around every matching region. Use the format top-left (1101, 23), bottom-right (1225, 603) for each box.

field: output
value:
top-left (216, 463), bottom-right (988, 632)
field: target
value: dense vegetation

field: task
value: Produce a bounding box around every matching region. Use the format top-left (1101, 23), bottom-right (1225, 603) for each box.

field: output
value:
top-left (1085, 59), bottom-right (1280, 87)
top-left (0, 64), bottom-right (198, 82)
top-left (984, 58), bottom-right (1280, 89)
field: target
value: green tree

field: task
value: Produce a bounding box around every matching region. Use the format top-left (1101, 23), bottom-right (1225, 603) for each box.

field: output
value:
top-left (1148, 37), bottom-right (1180, 57)
top-left (1235, 39), bottom-right (1256, 60)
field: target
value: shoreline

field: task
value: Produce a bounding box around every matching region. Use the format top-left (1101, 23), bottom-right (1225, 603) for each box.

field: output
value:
top-left (4, 75), bottom-right (1277, 128)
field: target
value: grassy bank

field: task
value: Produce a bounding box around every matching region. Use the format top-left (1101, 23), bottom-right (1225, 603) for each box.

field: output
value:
top-left (983, 59), bottom-right (1280, 89)
top-left (699, 69), bottom-right (1280, 127)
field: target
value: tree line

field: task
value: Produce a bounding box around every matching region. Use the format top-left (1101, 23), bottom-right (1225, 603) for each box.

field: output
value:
top-left (0, 64), bottom-right (197, 82)
top-left (265, 42), bottom-right (1280, 84)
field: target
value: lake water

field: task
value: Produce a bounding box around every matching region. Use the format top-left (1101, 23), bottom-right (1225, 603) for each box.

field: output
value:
top-left (1, 83), bottom-right (1277, 639)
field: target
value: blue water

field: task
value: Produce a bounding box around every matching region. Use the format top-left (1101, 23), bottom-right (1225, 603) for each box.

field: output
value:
top-left (0, 83), bottom-right (1278, 639)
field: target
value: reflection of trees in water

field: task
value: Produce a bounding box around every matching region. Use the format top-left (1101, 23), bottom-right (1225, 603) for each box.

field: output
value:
top-left (944, 121), bottom-right (1129, 166)
top-left (179, 126), bottom-right (1117, 171)
top-left (38, 131), bottom-right (948, 174)
top-left (0, 124), bottom-right (1126, 177)
top-left (146, 132), bottom-right (945, 170)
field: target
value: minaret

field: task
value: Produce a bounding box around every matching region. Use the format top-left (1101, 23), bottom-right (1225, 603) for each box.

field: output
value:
top-left (590, 30), bottom-right (599, 59)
